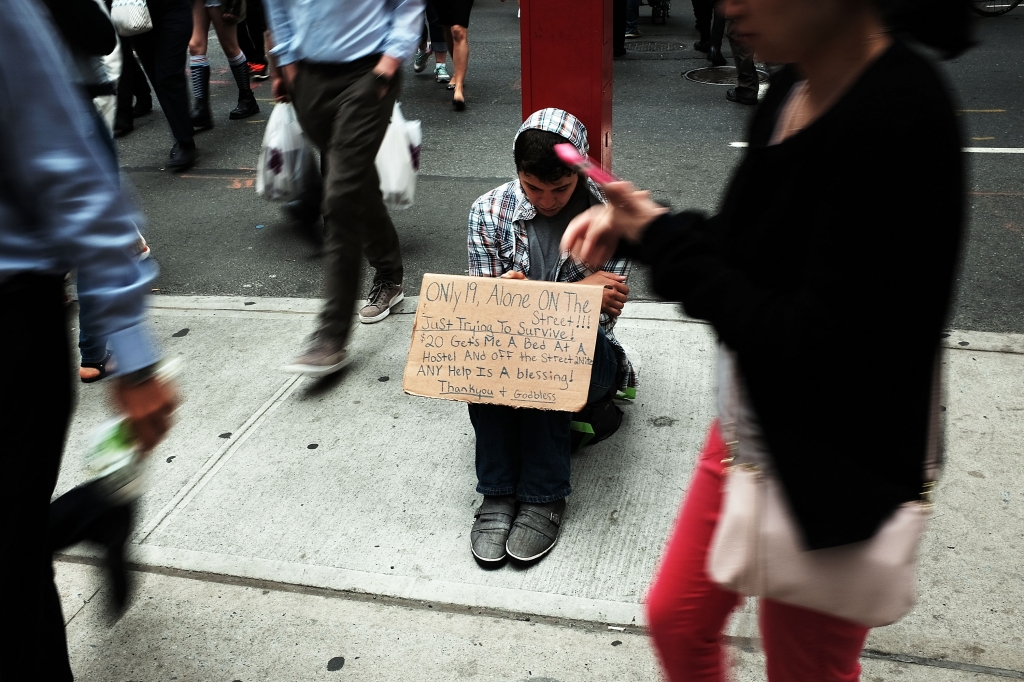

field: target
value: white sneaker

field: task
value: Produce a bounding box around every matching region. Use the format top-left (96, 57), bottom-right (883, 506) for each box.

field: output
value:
top-left (434, 63), bottom-right (451, 83)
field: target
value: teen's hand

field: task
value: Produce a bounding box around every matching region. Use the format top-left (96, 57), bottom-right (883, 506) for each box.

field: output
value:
top-left (581, 271), bottom-right (629, 318)
top-left (500, 270), bottom-right (527, 280)
top-left (272, 62), bottom-right (297, 102)
top-left (562, 181), bottom-right (668, 268)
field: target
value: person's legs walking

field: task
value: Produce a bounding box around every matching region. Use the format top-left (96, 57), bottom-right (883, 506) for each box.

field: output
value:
top-left (625, 0), bottom-right (641, 37)
top-left (691, 0), bottom-right (713, 51)
top-left (285, 57), bottom-right (403, 371)
top-left (135, 0), bottom-right (197, 169)
top-left (237, 0), bottom-right (267, 78)
top-left (427, 0), bottom-right (450, 82)
top-left (450, 24), bottom-right (468, 109)
top-left (0, 275), bottom-right (75, 682)
top-left (726, 19), bottom-right (759, 104)
top-left (207, 6), bottom-right (259, 118)
top-left (760, 599), bottom-right (869, 682)
top-left (708, 5), bottom-right (727, 65)
top-left (646, 423), bottom-right (743, 682)
top-left (188, 1), bottom-right (214, 130)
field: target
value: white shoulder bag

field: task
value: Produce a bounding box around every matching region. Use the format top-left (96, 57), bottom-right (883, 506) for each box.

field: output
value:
top-left (110, 0), bottom-right (152, 36)
top-left (706, 355), bottom-right (941, 627)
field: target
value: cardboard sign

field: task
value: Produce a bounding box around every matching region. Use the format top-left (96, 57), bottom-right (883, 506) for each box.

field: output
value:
top-left (403, 274), bottom-right (603, 412)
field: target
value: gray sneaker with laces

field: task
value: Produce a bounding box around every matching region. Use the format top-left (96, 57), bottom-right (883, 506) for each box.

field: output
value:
top-left (506, 499), bottom-right (566, 563)
top-left (434, 63), bottom-right (451, 83)
top-left (280, 334), bottom-right (351, 377)
top-left (359, 280), bottom-right (404, 324)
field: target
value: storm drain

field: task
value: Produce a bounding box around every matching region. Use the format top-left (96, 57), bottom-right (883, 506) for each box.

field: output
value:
top-left (684, 66), bottom-right (770, 85)
top-left (626, 40), bottom-right (688, 53)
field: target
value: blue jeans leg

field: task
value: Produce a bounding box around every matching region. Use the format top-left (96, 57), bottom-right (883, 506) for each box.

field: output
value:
top-left (626, 0), bottom-right (640, 31)
top-left (469, 327), bottom-right (622, 504)
top-left (587, 326), bottom-right (619, 404)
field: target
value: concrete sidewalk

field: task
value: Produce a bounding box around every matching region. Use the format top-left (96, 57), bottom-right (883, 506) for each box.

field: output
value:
top-left (55, 295), bottom-right (1024, 680)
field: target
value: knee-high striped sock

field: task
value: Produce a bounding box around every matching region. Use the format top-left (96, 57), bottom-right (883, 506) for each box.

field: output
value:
top-left (228, 51), bottom-right (251, 94)
top-left (190, 55), bottom-right (210, 99)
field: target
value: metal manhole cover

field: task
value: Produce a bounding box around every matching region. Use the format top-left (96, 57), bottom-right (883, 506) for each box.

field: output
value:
top-left (684, 66), bottom-right (770, 85)
top-left (626, 40), bottom-right (687, 53)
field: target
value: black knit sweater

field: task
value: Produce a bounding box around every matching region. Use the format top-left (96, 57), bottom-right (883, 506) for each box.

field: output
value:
top-left (635, 41), bottom-right (964, 549)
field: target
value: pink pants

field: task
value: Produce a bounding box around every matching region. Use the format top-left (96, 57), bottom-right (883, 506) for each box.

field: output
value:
top-left (645, 423), bottom-right (870, 682)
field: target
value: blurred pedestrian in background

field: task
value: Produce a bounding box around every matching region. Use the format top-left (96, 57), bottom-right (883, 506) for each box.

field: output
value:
top-left (414, 0), bottom-right (452, 84)
top-left (188, 0), bottom-right (260, 131)
top-left (561, 0), bottom-right (973, 679)
top-left (267, 0), bottom-right (424, 377)
top-left (435, 0), bottom-right (473, 110)
top-left (237, 0), bottom-right (270, 81)
top-left (132, 0), bottom-right (198, 170)
top-left (725, 17), bottom-right (758, 104)
top-left (624, 0), bottom-right (642, 38)
top-left (113, 36), bottom-right (153, 137)
top-left (1, 0), bottom-right (177, 677)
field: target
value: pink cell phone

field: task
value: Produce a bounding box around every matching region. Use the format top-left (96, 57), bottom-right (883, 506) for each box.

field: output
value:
top-left (554, 143), bottom-right (621, 185)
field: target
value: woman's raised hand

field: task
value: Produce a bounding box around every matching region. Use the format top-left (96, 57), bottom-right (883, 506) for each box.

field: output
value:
top-left (561, 181), bottom-right (667, 268)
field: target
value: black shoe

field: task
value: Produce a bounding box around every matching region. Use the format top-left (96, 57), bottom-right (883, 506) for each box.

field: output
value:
top-left (727, 88), bottom-right (758, 105)
top-left (230, 91), bottom-right (260, 119)
top-left (693, 39), bottom-right (711, 53)
top-left (708, 45), bottom-right (727, 66)
top-left (284, 199), bottom-right (324, 245)
top-left (131, 95), bottom-right (152, 118)
top-left (167, 142), bottom-right (197, 172)
top-left (113, 116), bottom-right (134, 138)
top-left (452, 93), bottom-right (466, 112)
top-left (471, 495), bottom-right (516, 565)
top-left (191, 96), bottom-right (214, 131)
top-left (506, 499), bottom-right (566, 564)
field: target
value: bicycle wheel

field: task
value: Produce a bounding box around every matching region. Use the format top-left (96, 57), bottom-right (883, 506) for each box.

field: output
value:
top-left (971, 0), bottom-right (1021, 16)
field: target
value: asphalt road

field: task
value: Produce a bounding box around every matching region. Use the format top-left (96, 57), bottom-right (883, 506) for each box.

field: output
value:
top-left (116, 2), bottom-right (1024, 333)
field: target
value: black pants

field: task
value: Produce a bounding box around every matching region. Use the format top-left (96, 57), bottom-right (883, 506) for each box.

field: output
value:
top-left (115, 36), bottom-right (151, 122)
top-left (727, 19), bottom-right (758, 97)
top-left (0, 274), bottom-right (75, 682)
top-left (133, 0), bottom-right (194, 146)
top-left (237, 0), bottom-right (266, 65)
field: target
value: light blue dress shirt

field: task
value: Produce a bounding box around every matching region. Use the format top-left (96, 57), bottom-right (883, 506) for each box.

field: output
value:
top-left (1, 0), bottom-right (158, 375)
top-left (265, 0), bottom-right (426, 67)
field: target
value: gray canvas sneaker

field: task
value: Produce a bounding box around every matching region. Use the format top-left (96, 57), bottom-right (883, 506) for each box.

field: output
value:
top-left (280, 334), bottom-right (351, 377)
top-left (359, 280), bottom-right (404, 324)
top-left (471, 495), bottom-right (517, 564)
top-left (506, 499), bottom-right (566, 563)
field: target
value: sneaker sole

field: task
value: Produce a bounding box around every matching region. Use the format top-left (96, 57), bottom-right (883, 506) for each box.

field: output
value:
top-left (280, 354), bottom-right (353, 377)
top-left (506, 535), bottom-right (559, 563)
top-left (471, 546), bottom-right (508, 564)
top-left (358, 292), bottom-right (404, 324)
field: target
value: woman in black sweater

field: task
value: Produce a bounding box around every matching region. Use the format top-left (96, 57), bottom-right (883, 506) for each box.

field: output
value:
top-left (563, 0), bottom-right (972, 679)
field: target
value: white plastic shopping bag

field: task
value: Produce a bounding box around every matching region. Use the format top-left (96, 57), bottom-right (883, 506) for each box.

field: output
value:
top-left (376, 102), bottom-right (420, 210)
top-left (257, 103), bottom-right (314, 202)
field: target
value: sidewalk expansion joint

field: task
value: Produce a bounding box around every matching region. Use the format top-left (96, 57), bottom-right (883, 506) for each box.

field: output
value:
top-left (52, 552), bottom-right (1024, 680)
top-left (134, 374), bottom-right (302, 543)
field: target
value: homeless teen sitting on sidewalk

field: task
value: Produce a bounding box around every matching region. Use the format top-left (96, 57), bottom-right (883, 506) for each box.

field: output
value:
top-left (465, 108), bottom-right (638, 566)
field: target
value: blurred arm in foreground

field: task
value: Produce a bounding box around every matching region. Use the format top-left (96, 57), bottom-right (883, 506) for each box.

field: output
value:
top-left (0, 0), bottom-right (175, 678)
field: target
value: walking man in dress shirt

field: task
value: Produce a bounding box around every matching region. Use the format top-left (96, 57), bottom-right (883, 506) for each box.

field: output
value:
top-left (1, 0), bottom-right (176, 677)
top-left (267, 0), bottom-right (425, 377)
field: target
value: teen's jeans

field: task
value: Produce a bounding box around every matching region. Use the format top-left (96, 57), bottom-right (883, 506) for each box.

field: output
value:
top-left (469, 326), bottom-right (619, 504)
top-left (645, 422), bottom-right (870, 682)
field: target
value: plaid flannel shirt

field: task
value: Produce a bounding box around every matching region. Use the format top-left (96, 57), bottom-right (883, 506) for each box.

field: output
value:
top-left (467, 177), bottom-right (638, 390)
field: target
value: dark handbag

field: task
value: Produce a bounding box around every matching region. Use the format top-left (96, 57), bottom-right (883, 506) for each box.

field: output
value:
top-left (221, 0), bottom-right (246, 25)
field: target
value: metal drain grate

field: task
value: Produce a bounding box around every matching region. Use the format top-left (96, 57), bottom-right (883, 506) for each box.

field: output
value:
top-left (684, 66), bottom-right (770, 86)
top-left (626, 40), bottom-right (687, 53)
